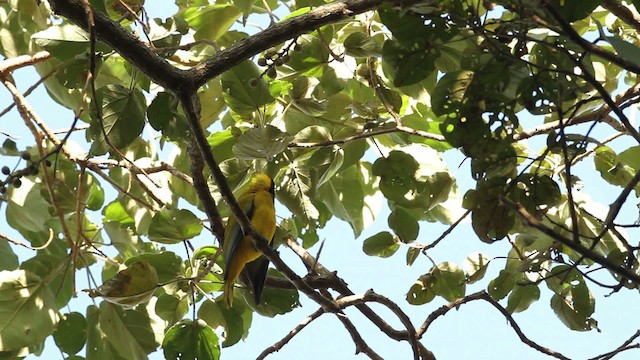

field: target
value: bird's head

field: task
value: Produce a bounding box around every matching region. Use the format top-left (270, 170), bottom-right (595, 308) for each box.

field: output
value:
top-left (251, 173), bottom-right (275, 196)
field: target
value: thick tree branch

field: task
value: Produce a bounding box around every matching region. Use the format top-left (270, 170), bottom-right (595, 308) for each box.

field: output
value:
top-left (191, 0), bottom-right (384, 87)
top-left (48, 0), bottom-right (189, 91)
top-left (286, 238), bottom-right (435, 360)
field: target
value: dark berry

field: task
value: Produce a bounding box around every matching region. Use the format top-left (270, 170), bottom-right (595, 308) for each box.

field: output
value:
top-left (257, 58), bottom-right (268, 66)
top-left (13, 179), bottom-right (21, 188)
top-left (20, 151), bottom-right (31, 161)
top-left (1, 166), bottom-right (9, 175)
top-left (45, 160), bottom-right (52, 167)
top-left (266, 67), bottom-right (277, 79)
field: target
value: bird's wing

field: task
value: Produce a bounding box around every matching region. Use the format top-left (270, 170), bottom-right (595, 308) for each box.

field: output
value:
top-left (223, 195), bottom-right (256, 277)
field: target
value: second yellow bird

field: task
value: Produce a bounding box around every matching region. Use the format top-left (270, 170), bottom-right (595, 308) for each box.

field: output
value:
top-left (223, 173), bottom-right (276, 307)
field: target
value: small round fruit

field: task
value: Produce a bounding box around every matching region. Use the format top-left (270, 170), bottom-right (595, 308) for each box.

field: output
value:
top-left (266, 67), bottom-right (277, 79)
top-left (20, 151), bottom-right (31, 161)
top-left (13, 179), bottom-right (21, 188)
top-left (257, 58), bottom-right (268, 66)
top-left (1, 166), bottom-right (9, 175)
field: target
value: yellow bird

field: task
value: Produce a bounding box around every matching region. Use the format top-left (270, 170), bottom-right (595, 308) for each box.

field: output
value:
top-left (223, 173), bottom-right (276, 307)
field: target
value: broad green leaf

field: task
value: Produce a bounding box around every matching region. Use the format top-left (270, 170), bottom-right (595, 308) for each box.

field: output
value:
top-left (233, 125), bottom-right (294, 161)
top-left (343, 32), bottom-right (381, 58)
top-left (388, 207), bottom-right (419, 243)
top-left (433, 262), bottom-right (466, 301)
top-left (147, 92), bottom-right (190, 142)
top-left (488, 270), bottom-right (515, 301)
top-left (463, 253), bottom-right (490, 284)
top-left (594, 146), bottom-right (636, 188)
top-left (31, 24), bottom-right (92, 60)
top-left (406, 273), bottom-right (436, 305)
top-left (406, 247), bottom-right (420, 266)
top-left (0, 270), bottom-right (60, 351)
top-left (53, 312), bottom-right (87, 355)
top-left (545, 266), bottom-right (596, 330)
top-left (148, 209), bottom-right (203, 244)
top-left (163, 319), bottom-right (220, 360)
top-left (156, 292), bottom-right (189, 325)
top-left (277, 167), bottom-right (319, 222)
top-left (362, 231), bottom-right (399, 258)
top-left (198, 298), bottom-right (249, 348)
top-left (86, 305), bottom-right (127, 360)
top-left (221, 60), bottom-right (274, 114)
top-left (21, 254), bottom-right (74, 309)
top-left (507, 283), bottom-right (540, 314)
top-left (316, 163), bottom-right (380, 237)
top-left (7, 178), bottom-right (51, 233)
top-left (184, 4), bottom-right (241, 41)
top-left (550, 0), bottom-right (604, 22)
top-left (99, 302), bottom-right (155, 359)
top-left (89, 85), bottom-right (146, 155)
top-left (0, 241), bottom-right (19, 271)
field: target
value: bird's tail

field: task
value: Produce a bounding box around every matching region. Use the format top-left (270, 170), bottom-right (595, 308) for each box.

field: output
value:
top-left (223, 280), bottom-right (234, 307)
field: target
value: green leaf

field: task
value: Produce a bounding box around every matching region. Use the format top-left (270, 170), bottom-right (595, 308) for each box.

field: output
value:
top-left (431, 70), bottom-right (475, 117)
top-left (488, 270), bottom-right (515, 301)
top-left (7, 178), bottom-right (51, 233)
top-left (388, 207), bottom-right (419, 243)
top-left (594, 146), bottom-right (636, 188)
top-left (99, 302), bottom-right (157, 358)
top-left (382, 39), bottom-right (436, 87)
top-left (147, 92), bottom-right (190, 142)
top-left (233, 125), bottom-right (294, 161)
top-left (463, 252), bottom-right (490, 284)
top-left (221, 60), bottom-right (274, 114)
top-left (0, 270), bottom-right (60, 351)
top-left (53, 312), bottom-right (87, 355)
top-left (184, 4), bottom-right (242, 41)
top-left (86, 305), bottom-right (127, 360)
top-left (198, 299), bottom-right (249, 348)
top-left (507, 284), bottom-right (540, 314)
top-left (362, 231), bottom-right (399, 258)
top-left (163, 319), bottom-right (220, 360)
top-left (156, 292), bottom-right (189, 325)
top-left (433, 262), bottom-right (466, 301)
top-left (277, 168), bottom-right (319, 222)
top-left (89, 85), bottom-right (146, 155)
top-left (148, 209), bottom-right (203, 244)
top-left (406, 273), bottom-right (436, 305)
top-left (545, 265), bottom-right (596, 331)
top-left (31, 24), bottom-right (91, 60)
top-left (21, 254), bottom-right (74, 308)
top-left (0, 241), bottom-right (19, 271)
top-left (550, 0), bottom-right (603, 22)
top-left (344, 32), bottom-right (381, 58)
top-left (406, 247), bottom-right (420, 266)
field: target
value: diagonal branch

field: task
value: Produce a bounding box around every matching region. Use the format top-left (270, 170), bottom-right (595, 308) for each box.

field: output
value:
top-left (419, 291), bottom-right (571, 360)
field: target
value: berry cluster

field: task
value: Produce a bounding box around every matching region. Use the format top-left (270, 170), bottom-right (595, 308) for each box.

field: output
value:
top-left (251, 41), bottom-right (302, 86)
top-left (0, 151), bottom-right (50, 194)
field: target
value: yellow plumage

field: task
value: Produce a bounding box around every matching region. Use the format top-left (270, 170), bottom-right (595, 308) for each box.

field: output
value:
top-left (223, 173), bottom-right (276, 307)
